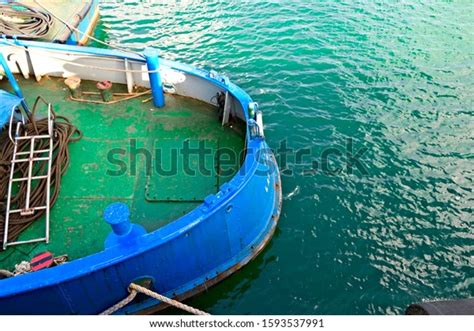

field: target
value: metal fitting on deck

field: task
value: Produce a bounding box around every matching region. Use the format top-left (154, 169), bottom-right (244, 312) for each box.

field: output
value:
top-left (247, 102), bottom-right (264, 138)
top-left (103, 202), bottom-right (146, 248)
top-left (96, 80), bottom-right (113, 102)
top-left (248, 102), bottom-right (258, 120)
top-left (64, 76), bottom-right (82, 98)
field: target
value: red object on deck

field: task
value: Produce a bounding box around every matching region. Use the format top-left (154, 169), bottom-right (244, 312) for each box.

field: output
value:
top-left (30, 251), bottom-right (54, 271)
top-left (96, 80), bottom-right (113, 90)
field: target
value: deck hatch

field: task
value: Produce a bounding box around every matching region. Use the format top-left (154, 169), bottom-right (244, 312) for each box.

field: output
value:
top-left (145, 139), bottom-right (219, 202)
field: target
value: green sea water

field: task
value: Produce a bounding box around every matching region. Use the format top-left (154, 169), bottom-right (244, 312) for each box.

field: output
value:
top-left (93, 1), bottom-right (473, 314)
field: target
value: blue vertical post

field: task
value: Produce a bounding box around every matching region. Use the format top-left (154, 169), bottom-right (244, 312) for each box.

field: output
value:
top-left (0, 52), bottom-right (29, 112)
top-left (143, 47), bottom-right (165, 108)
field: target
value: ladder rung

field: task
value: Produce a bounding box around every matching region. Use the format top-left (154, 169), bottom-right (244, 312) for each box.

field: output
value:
top-left (9, 206), bottom-right (47, 214)
top-left (12, 157), bottom-right (50, 163)
top-left (15, 135), bottom-right (51, 140)
top-left (15, 149), bottom-right (51, 156)
top-left (4, 237), bottom-right (47, 247)
top-left (12, 175), bottom-right (48, 182)
top-left (3, 109), bottom-right (53, 250)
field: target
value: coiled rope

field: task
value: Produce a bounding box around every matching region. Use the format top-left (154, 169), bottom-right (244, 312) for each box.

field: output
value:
top-left (100, 283), bottom-right (210, 316)
top-left (0, 97), bottom-right (82, 244)
top-left (0, 2), bottom-right (53, 39)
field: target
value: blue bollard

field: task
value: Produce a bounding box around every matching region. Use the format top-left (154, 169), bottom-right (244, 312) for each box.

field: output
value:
top-left (0, 52), bottom-right (29, 113)
top-left (143, 47), bottom-right (165, 108)
top-left (103, 202), bottom-right (146, 248)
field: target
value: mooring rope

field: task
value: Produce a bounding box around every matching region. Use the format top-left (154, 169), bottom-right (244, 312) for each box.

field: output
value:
top-left (0, 269), bottom-right (14, 278)
top-left (100, 289), bottom-right (138, 315)
top-left (100, 283), bottom-right (210, 316)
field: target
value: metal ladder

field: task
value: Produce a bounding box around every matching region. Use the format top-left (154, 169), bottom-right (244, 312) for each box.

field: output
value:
top-left (2, 104), bottom-right (54, 250)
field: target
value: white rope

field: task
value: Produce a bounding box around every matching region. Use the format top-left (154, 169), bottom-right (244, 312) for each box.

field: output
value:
top-left (14, 261), bottom-right (31, 274)
top-left (0, 269), bottom-right (14, 278)
top-left (0, 255), bottom-right (68, 278)
top-left (33, 0), bottom-right (144, 58)
top-left (100, 283), bottom-right (210, 316)
top-left (1, 37), bottom-right (160, 74)
top-left (2, 39), bottom-right (168, 74)
top-left (100, 290), bottom-right (138, 315)
top-left (37, 53), bottom-right (157, 73)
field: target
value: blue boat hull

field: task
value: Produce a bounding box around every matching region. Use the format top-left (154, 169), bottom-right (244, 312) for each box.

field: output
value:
top-left (0, 40), bottom-right (282, 314)
top-left (0, 145), bottom-right (281, 314)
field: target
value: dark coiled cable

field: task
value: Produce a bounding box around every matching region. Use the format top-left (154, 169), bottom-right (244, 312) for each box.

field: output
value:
top-left (0, 2), bottom-right (53, 39)
top-left (0, 97), bottom-right (82, 244)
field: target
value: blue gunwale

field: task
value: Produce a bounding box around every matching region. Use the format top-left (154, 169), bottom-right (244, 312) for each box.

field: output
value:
top-left (0, 40), bottom-right (281, 314)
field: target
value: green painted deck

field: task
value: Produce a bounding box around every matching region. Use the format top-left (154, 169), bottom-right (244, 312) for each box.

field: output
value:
top-left (0, 77), bottom-right (244, 270)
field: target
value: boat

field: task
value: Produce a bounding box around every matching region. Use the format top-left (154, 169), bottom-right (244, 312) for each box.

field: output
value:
top-left (0, 37), bottom-right (282, 314)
